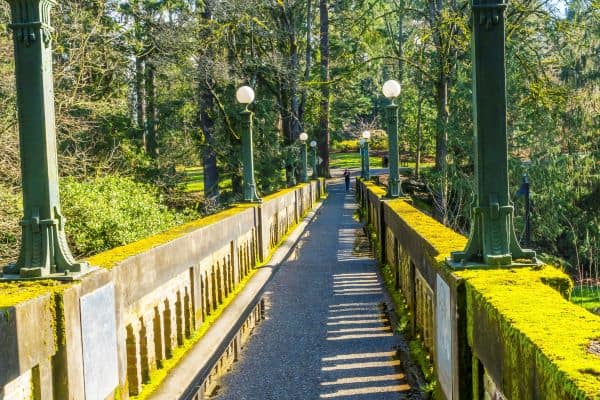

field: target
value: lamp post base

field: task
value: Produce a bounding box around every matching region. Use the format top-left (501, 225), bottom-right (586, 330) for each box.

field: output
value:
top-left (243, 183), bottom-right (262, 203)
top-left (445, 257), bottom-right (541, 270)
top-left (447, 203), bottom-right (537, 269)
top-left (1, 264), bottom-right (98, 282)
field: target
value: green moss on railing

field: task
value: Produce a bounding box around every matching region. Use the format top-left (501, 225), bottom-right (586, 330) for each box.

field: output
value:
top-left (89, 182), bottom-right (320, 270)
top-left (360, 181), bottom-right (600, 399)
top-left (86, 204), bottom-right (256, 269)
top-left (385, 198), bottom-right (467, 266)
top-left (0, 280), bottom-right (71, 309)
top-left (459, 267), bottom-right (600, 399)
top-left (362, 180), bottom-right (387, 197)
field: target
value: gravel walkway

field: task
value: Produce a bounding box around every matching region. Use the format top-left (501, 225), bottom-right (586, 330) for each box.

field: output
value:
top-left (212, 179), bottom-right (412, 400)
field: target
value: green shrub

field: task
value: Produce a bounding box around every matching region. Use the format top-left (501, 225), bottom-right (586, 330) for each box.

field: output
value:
top-left (331, 140), bottom-right (360, 153)
top-left (0, 186), bottom-right (22, 265)
top-left (61, 176), bottom-right (192, 256)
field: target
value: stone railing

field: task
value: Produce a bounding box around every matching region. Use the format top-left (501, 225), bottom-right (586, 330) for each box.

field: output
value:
top-left (357, 179), bottom-right (600, 400)
top-left (0, 180), bottom-right (325, 400)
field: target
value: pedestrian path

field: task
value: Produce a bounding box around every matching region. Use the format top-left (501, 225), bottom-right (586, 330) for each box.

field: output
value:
top-left (212, 180), bottom-right (413, 399)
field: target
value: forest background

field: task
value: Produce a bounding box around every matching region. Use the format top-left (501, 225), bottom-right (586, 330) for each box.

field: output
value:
top-left (0, 0), bottom-right (597, 291)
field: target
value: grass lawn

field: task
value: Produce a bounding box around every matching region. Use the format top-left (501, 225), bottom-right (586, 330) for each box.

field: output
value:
top-left (329, 152), bottom-right (435, 171)
top-left (181, 154), bottom-right (435, 193)
top-left (179, 166), bottom-right (232, 194)
top-left (179, 166), bottom-right (286, 194)
top-left (571, 284), bottom-right (600, 313)
top-left (330, 152), bottom-right (383, 170)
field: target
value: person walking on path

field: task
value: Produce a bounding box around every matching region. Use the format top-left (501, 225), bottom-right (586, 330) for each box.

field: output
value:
top-left (343, 169), bottom-right (351, 192)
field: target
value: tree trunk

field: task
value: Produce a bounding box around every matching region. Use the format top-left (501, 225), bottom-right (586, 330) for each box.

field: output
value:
top-left (290, 31), bottom-right (300, 139)
top-left (135, 55), bottom-right (146, 147)
top-left (290, 35), bottom-right (302, 183)
top-left (428, 0), bottom-right (451, 224)
top-left (434, 77), bottom-right (449, 224)
top-left (415, 75), bottom-right (423, 180)
top-left (145, 60), bottom-right (158, 158)
top-left (318, 0), bottom-right (331, 178)
top-left (198, 1), bottom-right (219, 198)
top-left (397, 6), bottom-right (404, 83)
top-left (281, 90), bottom-right (296, 186)
top-left (298, 0), bottom-right (313, 125)
top-left (397, 6), bottom-right (405, 162)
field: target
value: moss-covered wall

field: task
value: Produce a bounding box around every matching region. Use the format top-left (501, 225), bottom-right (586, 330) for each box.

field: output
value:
top-left (0, 180), bottom-right (325, 400)
top-left (358, 179), bottom-right (600, 400)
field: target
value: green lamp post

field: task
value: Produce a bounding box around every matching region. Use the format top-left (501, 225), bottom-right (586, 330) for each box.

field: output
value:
top-left (3, 0), bottom-right (94, 280)
top-left (236, 86), bottom-right (261, 203)
top-left (359, 138), bottom-right (365, 179)
top-left (362, 131), bottom-right (371, 180)
top-left (287, 151), bottom-right (297, 186)
top-left (448, 0), bottom-right (536, 267)
top-left (299, 132), bottom-right (309, 183)
top-left (382, 80), bottom-right (403, 198)
top-left (310, 140), bottom-right (318, 179)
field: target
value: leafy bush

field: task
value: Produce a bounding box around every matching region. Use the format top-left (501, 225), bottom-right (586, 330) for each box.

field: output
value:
top-left (0, 186), bottom-right (21, 265)
top-left (331, 140), bottom-right (360, 153)
top-left (61, 176), bottom-right (194, 256)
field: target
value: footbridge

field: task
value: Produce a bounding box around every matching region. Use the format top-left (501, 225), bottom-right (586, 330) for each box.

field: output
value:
top-left (1, 0), bottom-right (599, 398)
top-left (2, 174), bottom-right (600, 400)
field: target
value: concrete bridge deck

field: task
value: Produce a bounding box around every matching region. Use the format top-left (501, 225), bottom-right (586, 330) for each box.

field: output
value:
top-left (211, 180), bottom-right (416, 400)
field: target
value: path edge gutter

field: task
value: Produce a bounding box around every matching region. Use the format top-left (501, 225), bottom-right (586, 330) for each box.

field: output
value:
top-left (148, 200), bottom-right (325, 400)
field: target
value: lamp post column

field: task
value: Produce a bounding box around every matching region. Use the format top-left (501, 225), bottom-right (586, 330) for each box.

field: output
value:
top-left (364, 142), bottom-right (370, 179)
top-left (382, 80), bottom-right (403, 197)
top-left (386, 102), bottom-right (401, 197)
top-left (300, 143), bottom-right (308, 182)
top-left (241, 108), bottom-right (261, 202)
top-left (287, 152), bottom-right (297, 186)
top-left (449, 0), bottom-right (535, 267)
top-left (359, 140), bottom-right (365, 179)
top-left (299, 133), bottom-right (309, 183)
top-left (310, 141), bottom-right (318, 179)
top-left (4, 0), bottom-right (90, 279)
top-left (362, 131), bottom-right (371, 180)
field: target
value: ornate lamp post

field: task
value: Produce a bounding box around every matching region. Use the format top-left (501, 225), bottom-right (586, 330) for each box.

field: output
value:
top-left (359, 138), bottom-right (365, 179)
top-left (362, 130), bottom-right (371, 180)
top-left (236, 86), bottom-right (261, 203)
top-left (299, 132), bottom-right (309, 183)
top-left (3, 0), bottom-right (94, 280)
top-left (285, 147), bottom-right (297, 187)
top-left (449, 0), bottom-right (536, 267)
top-left (310, 140), bottom-right (318, 179)
top-left (382, 80), bottom-right (403, 198)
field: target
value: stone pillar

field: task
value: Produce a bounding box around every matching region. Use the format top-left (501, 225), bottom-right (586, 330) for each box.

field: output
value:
top-left (3, 0), bottom-right (92, 279)
top-left (449, 0), bottom-right (536, 267)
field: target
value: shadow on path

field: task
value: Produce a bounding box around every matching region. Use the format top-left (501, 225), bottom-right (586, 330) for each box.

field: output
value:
top-left (211, 181), bottom-right (418, 400)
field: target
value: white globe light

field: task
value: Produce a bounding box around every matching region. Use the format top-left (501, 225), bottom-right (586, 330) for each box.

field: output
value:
top-left (236, 86), bottom-right (255, 104)
top-left (299, 132), bottom-right (309, 141)
top-left (310, 140), bottom-right (317, 148)
top-left (382, 80), bottom-right (401, 99)
top-left (362, 130), bottom-right (371, 140)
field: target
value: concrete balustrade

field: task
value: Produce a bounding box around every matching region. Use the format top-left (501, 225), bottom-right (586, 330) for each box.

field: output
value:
top-left (357, 179), bottom-right (600, 400)
top-left (0, 180), bottom-right (325, 400)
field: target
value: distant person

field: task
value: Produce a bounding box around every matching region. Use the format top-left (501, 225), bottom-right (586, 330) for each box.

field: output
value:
top-left (343, 169), bottom-right (351, 192)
